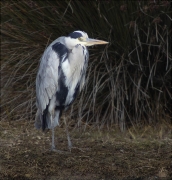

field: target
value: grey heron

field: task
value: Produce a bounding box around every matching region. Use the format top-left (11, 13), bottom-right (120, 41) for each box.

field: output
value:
top-left (35, 30), bottom-right (108, 151)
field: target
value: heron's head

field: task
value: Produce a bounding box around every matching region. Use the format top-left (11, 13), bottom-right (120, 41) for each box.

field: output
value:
top-left (65, 30), bottom-right (108, 49)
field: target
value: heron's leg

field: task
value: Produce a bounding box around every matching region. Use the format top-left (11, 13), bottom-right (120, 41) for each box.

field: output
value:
top-left (51, 114), bottom-right (56, 150)
top-left (64, 117), bottom-right (72, 151)
top-left (50, 111), bottom-right (70, 154)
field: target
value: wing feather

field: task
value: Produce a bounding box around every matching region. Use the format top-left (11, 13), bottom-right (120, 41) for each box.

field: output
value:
top-left (36, 39), bottom-right (68, 113)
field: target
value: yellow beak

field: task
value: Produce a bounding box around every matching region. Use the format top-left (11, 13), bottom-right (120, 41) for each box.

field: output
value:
top-left (83, 38), bottom-right (109, 46)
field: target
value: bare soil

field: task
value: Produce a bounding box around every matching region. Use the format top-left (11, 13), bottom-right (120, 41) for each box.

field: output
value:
top-left (0, 120), bottom-right (171, 180)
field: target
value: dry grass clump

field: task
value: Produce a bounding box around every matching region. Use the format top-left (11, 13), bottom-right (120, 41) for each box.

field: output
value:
top-left (1, 1), bottom-right (171, 129)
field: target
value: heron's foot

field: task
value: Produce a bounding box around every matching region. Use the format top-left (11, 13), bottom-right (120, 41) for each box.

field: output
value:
top-left (70, 146), bottom-right (90, 153)
top-left (50, 146), bottom-right (71, 154)
top-left (51, 145), bottom-right (56, 151)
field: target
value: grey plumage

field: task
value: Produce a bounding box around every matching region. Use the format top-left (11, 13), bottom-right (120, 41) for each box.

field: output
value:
top-left (35, 30), bottom-right (108, 151)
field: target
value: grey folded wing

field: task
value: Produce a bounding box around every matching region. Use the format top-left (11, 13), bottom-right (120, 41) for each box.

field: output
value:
top-left (36, 41), bottom-right (68, 114)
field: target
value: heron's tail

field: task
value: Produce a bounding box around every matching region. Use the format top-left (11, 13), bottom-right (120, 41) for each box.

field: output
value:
top-left (35, 108), bottom-right (61, 131)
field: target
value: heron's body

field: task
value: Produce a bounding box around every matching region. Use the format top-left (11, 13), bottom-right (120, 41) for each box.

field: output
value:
top-left (35, 30), bottom-right (108, 151)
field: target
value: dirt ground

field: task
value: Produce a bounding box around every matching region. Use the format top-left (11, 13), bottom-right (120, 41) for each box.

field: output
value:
top-left (0, 120), bottom-right (171, 180)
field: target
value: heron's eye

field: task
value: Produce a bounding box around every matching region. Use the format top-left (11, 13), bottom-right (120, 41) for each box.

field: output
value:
top-left (78, 37), bottom-right (84, 41)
